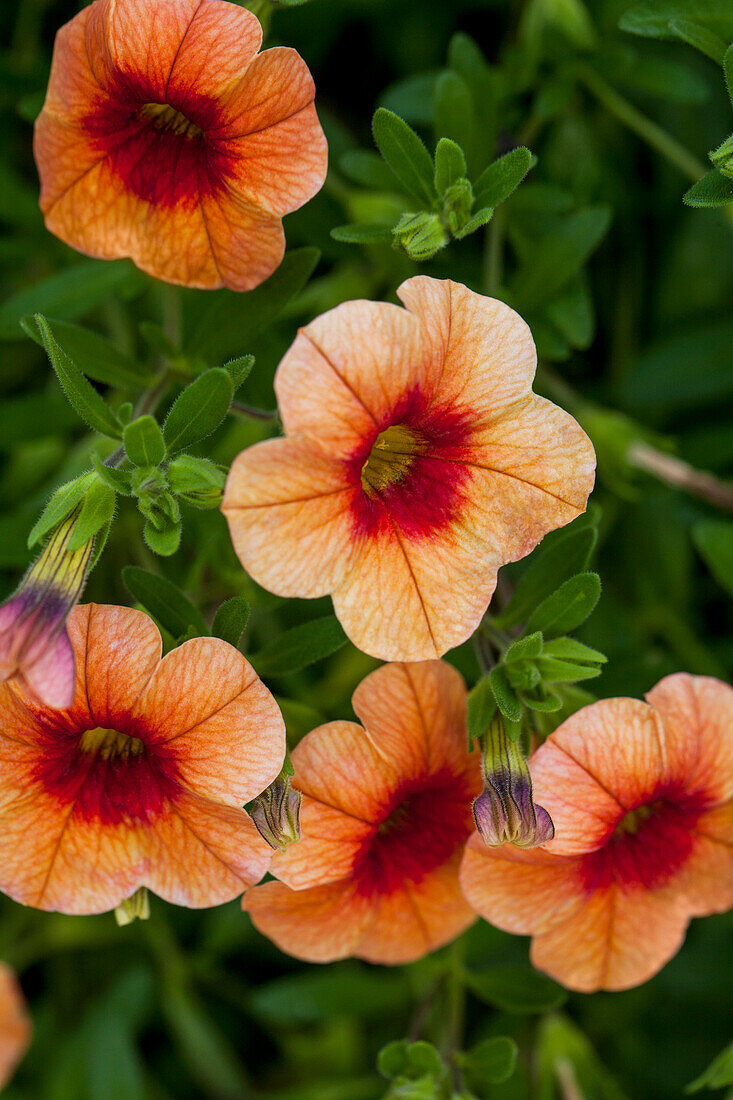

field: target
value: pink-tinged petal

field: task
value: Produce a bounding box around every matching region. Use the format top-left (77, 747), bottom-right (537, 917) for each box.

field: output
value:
top-left (531, 699), bottom-right (668, 856)
top-left (646, 673), bottom-right (733, 804)
top-left (66, 604), bottom-right (162, 729)
top-left (244, 879), bottom-right (372, 963)
top-left (397, 277), bottom-right (537, 420)
top-left (678, 802), bottom-right (733, 917)
top-left (353, 852), bottom-right (476, 965)
top-left (131, 636), bottom-right (285, 807)
top-left (459, 832), bottom-right (585, 936)
top-left (332, 505), bottom-right (502, 661)
top-left (530, 883), bottom-right (692, 993)
top-left (222, 438), bottom-right (359, 599)
top-left (351, 661), bottom-right (473, 779)
top-left (215, 48), bottom-right (327, 216)
top-left (21, 628), bottom-right (75, 710)
top-left (269, 798), bottom-right (373, 890)
top-left (275, 300), bottom-right (437, 460)
top-left (0, 963), bottom-right (31, 1091)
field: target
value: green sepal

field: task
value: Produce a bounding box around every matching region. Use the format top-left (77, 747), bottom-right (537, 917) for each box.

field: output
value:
top-left (27, 472), bottom-right (95, 547)
top-left (143, 517), bottom-right (181, 557)
top-left (68, 477), bottom-right (116, 550)
top-left (467, 675), bottom-right (497, 742)
top-left (91, 453), bottom-right (134, 496)
top-left (489, 664), bottom-right (523, 722)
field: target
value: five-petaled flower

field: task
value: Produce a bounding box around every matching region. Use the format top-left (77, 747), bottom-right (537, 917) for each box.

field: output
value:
top-left (222, 277), bottom-right (596, 662)
top-left (0, 512), bottom-right (93, 709)
top-left (0, 964), bottom-right (31, 1090)
top-left (460, 674), bottom-right (733, 992)
top-left (34, 0), bottom-right (327, 290)
top-left (244, 661), bottom-right (481, 964)
top-left (0, 604), bottom-right (285, 913)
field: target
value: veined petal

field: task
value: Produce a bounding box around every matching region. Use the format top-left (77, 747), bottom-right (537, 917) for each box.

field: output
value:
top-left (222, 438), bottom-right (359, 598)
top-left (0, 964), bottom-right (31, 1091)
top-left (244, 879), bottom-right (372, 963)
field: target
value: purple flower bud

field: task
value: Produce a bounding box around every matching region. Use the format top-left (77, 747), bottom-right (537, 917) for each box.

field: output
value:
top-left (0, 512), bottom-right (93, 708)
top-left (473, 720), bottom-right (554, 849)
top-left (250, 773), bottom-right (302, 853)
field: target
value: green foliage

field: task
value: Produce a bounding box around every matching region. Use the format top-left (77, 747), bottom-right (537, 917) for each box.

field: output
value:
top-left (251, 616), bottom-right (348, 676)
top-left (163, 368), bottom-right (234, 454)
top-left (122, 566), bottom-right (208, 640)
top-left (467, 966), bottom-right (567, 1014)
top-left (211, 596), bottom-right (251, 648)
top-left (687, 1039), bottom-right (733, 1092)
top-left (455, 1037), bottom-right (518, 1091)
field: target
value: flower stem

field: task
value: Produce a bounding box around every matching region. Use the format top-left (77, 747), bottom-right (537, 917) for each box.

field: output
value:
top-left (577, 63), bottom-right (707, 183)
top-left (628, 441), bottom-right (733, 512)
top-left (443, 939), bottom-right (467, 1091)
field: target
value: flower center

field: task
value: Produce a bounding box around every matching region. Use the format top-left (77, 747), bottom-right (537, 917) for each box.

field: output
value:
top-left (614, 802), bottom-right (655, 837)
top-left (360, 425), bottom-right (427, 497)
top-left (78, 727), bottom-right (145, 761)
top-left (138, 102), bottom-right (203, 140)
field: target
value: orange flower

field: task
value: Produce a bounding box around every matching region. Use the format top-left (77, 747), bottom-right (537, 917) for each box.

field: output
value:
top-left (244, 661), bottom-right (481, 964)
top-left (0, 604), bottom-right (285, 913)
top-left (222, 277), bottom-right (595, 661)
top-left (460, 674), bottom-right (733, 992)
top-left (0, 964), bottom-right (31, 1090)
top-left (34, 0), bottom-right (327, 290)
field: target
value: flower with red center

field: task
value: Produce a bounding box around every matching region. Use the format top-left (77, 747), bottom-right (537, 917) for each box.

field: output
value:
top-left (0, 604), bottom-right (285, 913)
top-left (0, 964), bottom-right (31, 1090)
top-left (34, 0), bottom-right (327, 290)
top-left (460, 674), bottom-right (733, 991)
top-left (0, 511), bottom-right (93, 709)
top-left (222, 277), bottom-right (596, 661)
top-left (244, 661), bottom-right (481, 964)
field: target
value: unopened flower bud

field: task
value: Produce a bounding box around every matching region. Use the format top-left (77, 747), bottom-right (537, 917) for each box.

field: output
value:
top-left (474, 719), bottom-right (554, 849)
top-left (0, 510), bottom-right (93, 708)
top-left (115, 887), bottom-right (151, 926)
top-left (250, 773), bottom-right (302, 853)
top-left (393, 212), bottom-right (449, 261)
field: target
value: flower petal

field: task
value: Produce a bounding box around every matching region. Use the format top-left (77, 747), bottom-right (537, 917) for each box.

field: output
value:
top-left (222, 438), bottom-right (359, 598)
top-left (275, 300), bottom-right (437, 460)
top-left (269, 797), bottom-right (374, 890)
top-left (0, 964), bottom-right (31, 1091)
top-left (397, 277), bottom-right (537, 421)
top-left (677, 802), bottom-right (733, 917)
top-left (198, 185), bottom-right (286, 293)
top-left (131, 637), bottom-right (285, 807)
top-left (646, 673), bottom-right (733, 804)
top-left (21, 628), bottom-right (76, 710)
top-left (244, 879), bottom-right (372, 963)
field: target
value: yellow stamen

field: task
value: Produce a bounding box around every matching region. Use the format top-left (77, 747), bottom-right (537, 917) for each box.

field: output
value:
top-left (139, 103), bottom-right (203, 140)
top-left (79, 727), bottom-right (145, 760)
top-left (361, 425), bottom-right (427, 497)
top-left (616, 803), bottom-right (654, 836)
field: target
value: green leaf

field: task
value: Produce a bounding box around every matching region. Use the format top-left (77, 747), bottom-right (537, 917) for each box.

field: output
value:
top-left (223, 354), bottom-right (255, 391)
top-left (0, 260), bottom-right (138, 341)
top-left (489, 664), bottom-right (523, 722)
top-left (535, 656), bottom-right (603, 682)
top-left (522, 689), bottom-right (564, 712)
top-left (505, 631), bottom-right (544, 662)
top-left (378, 1041), bottom-right (410, 1080)
top-left (434, 71), bottom-right (477, 171)
top-left (380, 73), bottom-right (439, 127)
top-left (434, 138), bottom-right (468, 196)
top-left (330, 223), bottom-right (395, 244)
top-left (33, 315), bottom-right (123, 439)
top-left (372, 108), bottom-right (438, 208)
top-left (467, 965), bottom-right (567, 1013)
top-left (122, 566), bottom-right (209, 639)
top-left (687, 1040), bottom-right (733, 1092)
top-left (27, 473), bottom-right (95, 547)
top-left (252, 617), bottom-right (348, 677)
top-left (527, 572), bottom-right (602, 638)
top-left (454, 206), bottom-right (495, 238)
top-left (91, 453), bottom-right (134, 495)
top-left (143, 517), bottom-right (181, 556)
top-left (666, 18), bottom-right (727, 61)
top-left (684, 168), bottom-right (733, 207)
top-left (725, 42), bottom-right (733, 105)
top-left (182, 247), bottom-right (320, 362)
top-left (546, 277), bottom-right (595, 350)
top-left (21, 316), bottom-right (153, 389)
top-left (473, 147), bottom-right (534, 210)
top-left (511, 205), bottom-right (612, 311)
top-left (339, 149), bottom-right (403, 191)
top-left (163, 985), bottom-right (251, 1099)
top-left (252, 964), bottom-right (411, 1028)
top-left (693, 519), bottom-right (733, 597)
top-left (211, 597), bottom-right (251, 648)
top-left (495, 525), bottom-right (597, 628)
top-left (168, 455), bottom-right (226, 507)
top-left (537, 1014), bottom-right (629, 1099)
top-left (467, 676), bottom-right (497, 740)
top-left (619, 1), bottom-right (733, 42)
top-left (457, 1037), bottom-right (518, 1088)
top-left (68, 478), bottom-right (116, 550)
top-left (447, 32), bottom-right (500, 171)
top-left (542, 637), bottom-right (607, 664)
top-left (163, 368), bottom-right (233, 454)
top-left (123, 416), bottom-right (166, 467)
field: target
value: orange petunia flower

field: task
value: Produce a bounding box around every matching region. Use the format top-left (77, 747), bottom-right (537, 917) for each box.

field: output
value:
top-left (0, 604), bottom-right (285, 913)
top-left (244, 660), bottom-right (481, 964)
top-left (0, 964), bottom-right (31, 1090)
top-left (222, 277), bottom-right (595, 661)
top-left (460, 674), bottom-right (733, 992)
top-left (34, 0), bottom-right (327, 290)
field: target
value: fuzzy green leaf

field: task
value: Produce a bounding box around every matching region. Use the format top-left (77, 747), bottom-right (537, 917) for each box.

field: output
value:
top-left (527, 572), bottom-right (602, 638)
top-left (684, 168), bottom-right (733, 207)
top-left (473, 147), bottom-right (534, 210)
top-left (372, 108), bottom-right (438, 208)
top-left (211, 597), bottom-right (251, 648)
top-left (123, 416), bottom-right (166, 467)
top-left (163, 369), bottom-right (233, 454)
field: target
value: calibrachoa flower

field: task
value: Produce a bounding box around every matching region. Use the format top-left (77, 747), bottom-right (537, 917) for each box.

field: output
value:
top-left (222, 277), bottom-right (596, 661)
top-left (34, 0), bottom-right (327, 290)
top-left (460, 674), bottom-right (733, 992)
top-left (244, 661), bottom-right (481, 964)
top-left (473, 718), bottom-right (554, 849)
top-left (0, 964), bottom-right (31, 1090)
top-left (0, 604), bottom-right (285, 913)
top-left (0, 512), bottom-right (93, 709)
